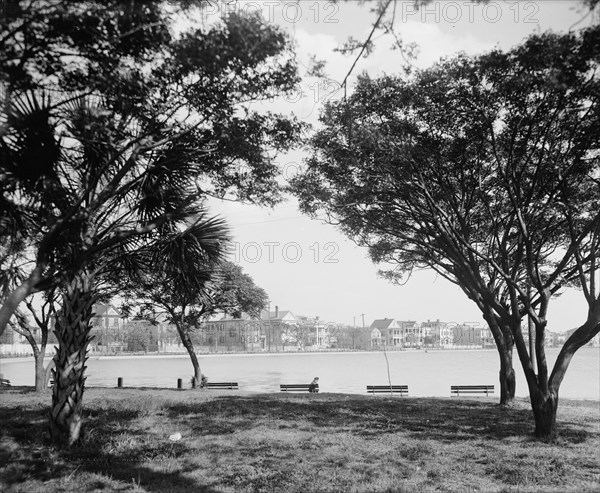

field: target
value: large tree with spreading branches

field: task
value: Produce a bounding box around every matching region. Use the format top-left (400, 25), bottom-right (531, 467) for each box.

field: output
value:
top-left (0, 1), bottom-right (302, 446)
top-left (292, 26), bottom-right (600, 438)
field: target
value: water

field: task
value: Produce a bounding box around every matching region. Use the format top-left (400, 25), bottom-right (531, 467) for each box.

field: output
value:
top-left (1, 348), bottom-right (599, 400)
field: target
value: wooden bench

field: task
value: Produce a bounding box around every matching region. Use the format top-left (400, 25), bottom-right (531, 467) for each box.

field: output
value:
top-left (205, 382), bottom-right (238, 390)
top-left (366, 385), bottom-right (408, 396)
top-left (451, 385), bottom-right (494, 397)
top-left (280, 384), bottom-right (314, 392)
top-left (0, 378), bottom-right (11, 387)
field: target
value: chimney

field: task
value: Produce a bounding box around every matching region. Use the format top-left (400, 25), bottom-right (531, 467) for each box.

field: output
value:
top-left (275, 305), bottom-right (279, 318)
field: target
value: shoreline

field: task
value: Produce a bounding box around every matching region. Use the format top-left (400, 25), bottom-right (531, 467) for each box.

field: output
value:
top-left (0, 346), bottom-right (507, 363)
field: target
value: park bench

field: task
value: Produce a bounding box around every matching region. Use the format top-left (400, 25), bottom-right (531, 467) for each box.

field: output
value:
top-left (366, 385), bottom-right (408, 396)
top-left (0, 378), bottom-right (11, 387)
top-left (451, 385), bottom-right (494, 397)
top-left (205, 382), bottom-right (238, 390)
top-left (280, 384), bottom-right (314, 392)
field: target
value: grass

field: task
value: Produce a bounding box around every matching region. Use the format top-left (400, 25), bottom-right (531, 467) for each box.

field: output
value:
top-left (0, 387), bottom-right (599, 492)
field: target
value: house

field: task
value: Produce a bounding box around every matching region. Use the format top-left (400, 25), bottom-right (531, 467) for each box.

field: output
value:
top-left (260, 308), bottom-right (301, 351)
top-left (89, 304), bottom-right (126, 353)
top-left (421, 319), bottom-right (445, 347)
top-left (202, 313), bottom-right (264, 351)
top-left (201, 307), bottom-right (304, 352)
top-left (450, 323), bottom-right (484, 348)
top-left (370, 318), bottom-right (403, 347)
top-left (0, 323), bottom-right (32, 355)
top-left (398, 320), bottom-right (421, 347)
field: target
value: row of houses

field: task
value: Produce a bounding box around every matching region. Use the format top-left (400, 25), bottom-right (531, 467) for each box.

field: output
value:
top-left (3, 305), bottom-right (597, 355)
top-left (368, 318), bottom-right (600, 349)
top-left (369, 318), bottom-right (496, 349)
top-left (0, 304), bottom-right (363, 355)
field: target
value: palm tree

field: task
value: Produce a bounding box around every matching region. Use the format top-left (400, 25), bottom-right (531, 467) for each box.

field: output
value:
top-left (1, 88), bottom-right (229, 446)
top-left (1, 3), bottom-right (301, 447)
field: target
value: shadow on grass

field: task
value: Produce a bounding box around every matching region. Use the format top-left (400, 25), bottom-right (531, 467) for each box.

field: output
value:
top-left (165, 394), bottom-right (594, 444)
top-left (1, 390), bottom-right (597, 492)
top-left (0, 391), bottom-right (222, 492)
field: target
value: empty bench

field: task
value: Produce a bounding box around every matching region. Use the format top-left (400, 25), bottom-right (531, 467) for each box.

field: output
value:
top-left (367, 385), bottom-right (408, 396)
top-left (451, 385), bottom-right (494, 397)
top-left (280, 384), bottom-right (313, 392)
top-left (205, 382), bottom-right (238, 390)
top-left (0, 378), bottom-right (11, 387)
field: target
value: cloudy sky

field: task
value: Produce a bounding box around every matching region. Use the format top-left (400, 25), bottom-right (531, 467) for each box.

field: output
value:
top-left (206, 0), bottom-right (598, 330)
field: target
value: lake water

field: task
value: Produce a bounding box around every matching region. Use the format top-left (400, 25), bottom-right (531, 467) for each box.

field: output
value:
top-left (1, 348), bottom-right (599, 400)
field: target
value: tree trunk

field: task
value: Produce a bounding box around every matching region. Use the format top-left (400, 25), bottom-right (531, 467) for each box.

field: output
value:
top-left (45, 358), bottom-right (55, 388)
top-left (481, 310), bottom-right (516, 406)
top-left (0, 264), bottom-right (44, 337)
top-left (20, 332), bottom-right (47, 393)
top-left (530, 389), bottom-right (558, 439)
top-left (34, 353), bottom-right (47, 392)
top-left (175, 323), bottom-right (202, 387)
top-left (50, 276), bottom-right (95, 447)
top-left (498, 344), bottom-right (516, 406)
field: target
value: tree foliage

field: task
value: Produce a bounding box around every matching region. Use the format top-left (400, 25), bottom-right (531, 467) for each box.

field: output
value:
top-left (0, 0), bottom-right (303, 335)
top-left (208, 261), bottom-right (269, 319)
top-left (0, 0), bottom-right (302, 446)
top-left (121, 257), bottom-right (268, 384)
top-left (293, 26), bottom-right (600, 437)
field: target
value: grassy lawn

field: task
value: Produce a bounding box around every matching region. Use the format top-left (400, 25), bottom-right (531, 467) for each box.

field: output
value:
top-left (0, 388), bottom-right (599, 492)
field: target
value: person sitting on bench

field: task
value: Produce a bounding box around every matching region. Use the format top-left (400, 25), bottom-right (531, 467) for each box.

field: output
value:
top-left (308, 377), bottom-right (319, 393)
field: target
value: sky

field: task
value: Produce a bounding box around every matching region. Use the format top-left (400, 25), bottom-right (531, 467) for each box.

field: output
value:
top-left (204, 0), bottom-right (598, 331)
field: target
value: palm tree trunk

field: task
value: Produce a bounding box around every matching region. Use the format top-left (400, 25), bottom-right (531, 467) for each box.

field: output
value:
top-left (50, 275), bottom-right (96, 447)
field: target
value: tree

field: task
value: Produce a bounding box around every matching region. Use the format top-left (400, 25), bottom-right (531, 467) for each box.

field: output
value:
top-left (123, 260), bottom-right (268, 385)
top-left (1, 236), bottom-right (56, 391)
top-left (7, 292), bottom-right (57, 391)
top-left (0, 1), bottom-right (301, 336)
top-left (0, 1), bottom-right (301, 446)
top-left (124, 322), bottom-right (155, 353)
top-left (292, 26), bottom-right (600, 437)
top-left (208, 261), bottom-right (269, 319)
top-left (121, 217), bottom-right (230, 386)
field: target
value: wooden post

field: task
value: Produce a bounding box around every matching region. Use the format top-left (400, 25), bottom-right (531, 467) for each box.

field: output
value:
top-left (117, 377), bottom-right (123, 388)
top-left (177, 378), bottom-right (182, 389)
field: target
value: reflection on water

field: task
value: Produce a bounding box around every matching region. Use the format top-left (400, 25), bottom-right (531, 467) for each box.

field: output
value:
top-left (2, 348), bottom-right (599, 399)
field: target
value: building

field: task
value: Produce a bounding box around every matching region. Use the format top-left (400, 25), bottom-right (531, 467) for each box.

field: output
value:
top-left (421, 319), bottom-right (445, 347)
top-left (260, 308), bottom-right (303, 351)
top-left (201, 307), bottom-right (307, 352)
top-left (202, 313), bottom-right (265, 352)
top-left (370, 318), bottom-right (403, 347)
top-left (0, 323), bottom-right (32, 355)
top-left (398, 320), bottom-right (421, 347)
top-left (89, 304), bottom-right (126, 353)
